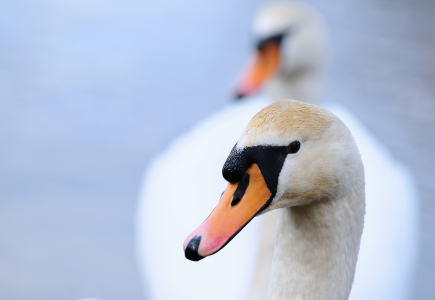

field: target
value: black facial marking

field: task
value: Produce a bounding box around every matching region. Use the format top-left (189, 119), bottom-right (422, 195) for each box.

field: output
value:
top-left (231, 174), bottom-right (250, 206)
top-left (256, 32), bottom-right (288, 51)
top-left (185, 236), bottom-right (204, 261)
top-left (222, 144), bottom-right (289, 213)
top-left (287, 141), bottom-right (300, 154)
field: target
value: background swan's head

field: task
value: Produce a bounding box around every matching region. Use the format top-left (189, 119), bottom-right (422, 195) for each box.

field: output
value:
top-left (235, 1), bottom-right (328, 103)
top-left (184, 100), bottom-right (362, 261)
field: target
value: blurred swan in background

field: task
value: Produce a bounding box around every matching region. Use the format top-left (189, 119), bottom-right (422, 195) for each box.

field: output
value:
top-left (136, 2), bottom-right (419, 300)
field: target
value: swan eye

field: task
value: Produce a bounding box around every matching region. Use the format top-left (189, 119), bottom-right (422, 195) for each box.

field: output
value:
top-left (286, 141), bottom-right (300, 154)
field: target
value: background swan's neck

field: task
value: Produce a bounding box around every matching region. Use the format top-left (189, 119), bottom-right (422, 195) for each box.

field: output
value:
top-left (266, 68), bottom-right (324, 105)
top-left (267, 171), bottom-right (365, 300)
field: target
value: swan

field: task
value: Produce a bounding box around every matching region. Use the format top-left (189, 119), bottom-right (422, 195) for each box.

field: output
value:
top-left (233, 3), bottom-right (419, 299)
top-left (184, 99), bottom-right (366, 299)
top-left (137, 2), bottom-right (419, 300)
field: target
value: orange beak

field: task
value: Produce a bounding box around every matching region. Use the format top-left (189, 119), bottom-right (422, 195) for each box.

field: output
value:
top-left (235, 42), bottom-right (281, 99)
top-left (183, 163), bottom-right (272, 261)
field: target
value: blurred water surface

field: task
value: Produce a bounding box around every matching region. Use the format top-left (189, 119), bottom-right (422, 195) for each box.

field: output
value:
top-left (0, 0), bottom-right (434, 299)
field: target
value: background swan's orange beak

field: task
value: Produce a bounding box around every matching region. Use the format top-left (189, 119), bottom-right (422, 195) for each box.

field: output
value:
top-left (183, 164), bottom-right (272, 261)
top-left (235, 42), bottom-right (281, 99)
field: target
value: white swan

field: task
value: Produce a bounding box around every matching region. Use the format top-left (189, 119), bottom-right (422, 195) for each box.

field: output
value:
top-left (184, 99), bottom-right (365, 299)
top-left (136, 2), bottom-right (419, 300)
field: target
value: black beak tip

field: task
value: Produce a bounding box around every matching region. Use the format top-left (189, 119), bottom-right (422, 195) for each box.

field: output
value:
top-left (234, 91), bottom-right (247, 100)
top-left (184, 236), bottom-right (204, 261)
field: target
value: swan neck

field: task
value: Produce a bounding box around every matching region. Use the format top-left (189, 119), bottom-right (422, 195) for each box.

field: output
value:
top-left (267, 173), bottom-right (365, 300)
top-left (267, 68), bottom-right (324, 105)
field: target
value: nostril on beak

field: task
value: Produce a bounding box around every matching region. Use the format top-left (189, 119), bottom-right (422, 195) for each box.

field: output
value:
top-left (231, 195), bottom-right (242, 206)
top-left (231, 174), bottom-right (250, 206)
top-left (185, 236), bottom-right (204, 261)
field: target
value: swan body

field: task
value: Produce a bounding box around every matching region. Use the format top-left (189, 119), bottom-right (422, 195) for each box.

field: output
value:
top-left (184, 100), bottom-right (365, 299)
top-left (137, 98), bottom-right (268, 300)
top-left (137, 2), bottom-right (418, 299)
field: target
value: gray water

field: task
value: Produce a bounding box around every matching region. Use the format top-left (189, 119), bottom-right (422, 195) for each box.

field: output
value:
top-left (0, 0), bottom-right (434, 299)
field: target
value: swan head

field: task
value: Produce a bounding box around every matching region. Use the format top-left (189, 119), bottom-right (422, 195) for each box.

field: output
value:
top-left (235, 2), bottom-right (327, 103)
top-left (183, 100), bottom-right (362, 261)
